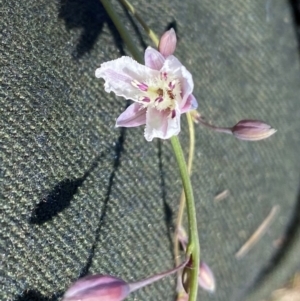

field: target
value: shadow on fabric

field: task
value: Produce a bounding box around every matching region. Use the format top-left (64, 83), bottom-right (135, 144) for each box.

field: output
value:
top-left (58, 0), bottom-right (124, 59)
top-left (289, 0), bottom-right (300, 49)
top-left (79, 126), bottom-right (127, 278)
top-left (14, 290), bottom-right (62, 301)
top-left (29, 156), bottom-right (102, 225)
top-left (20, 125), bottom-right (127, 301)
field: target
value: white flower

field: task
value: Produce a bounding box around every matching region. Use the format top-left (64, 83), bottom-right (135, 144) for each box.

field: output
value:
top-left (95, 29), bottom-right (198, 141)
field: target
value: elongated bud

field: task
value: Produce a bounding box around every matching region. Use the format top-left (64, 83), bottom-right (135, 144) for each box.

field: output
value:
top-left (232, 120), bottom-right (277, 141)
top-left (177, 226), bottom-right (188, 250)
top-left (62, 275), bottom-right (130, 301)
top-left (198, 262), bottom-right (216, 293)
top-left (182, 267), bottom-right (191, 294)
top-left (158, 28), bottom-right (177, 57)
top-left (63, 259), bottom-right (189, 301)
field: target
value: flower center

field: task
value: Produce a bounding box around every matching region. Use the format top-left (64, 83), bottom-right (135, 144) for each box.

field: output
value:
top-left (131, 72), bottom-right (181, 118)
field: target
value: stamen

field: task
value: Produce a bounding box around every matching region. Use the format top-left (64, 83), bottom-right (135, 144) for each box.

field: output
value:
top-left (171, 110), bottom-right (176, 118)
top-left (168, 80), bottom-right (176, 90)
top-left (131, 80), bottom-right (148, 91)
top-left (155, 96), bottom-right (163, 102)
top-left (139, 96), bottom-right (151, 103)
top-left (167, 90), bottom-right (175, 100)
top-left (160, 72), bottom-right (168, 81)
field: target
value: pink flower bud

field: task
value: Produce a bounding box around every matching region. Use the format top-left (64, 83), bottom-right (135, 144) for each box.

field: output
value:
top-left (198, 262), bottom-right (216, 293)
top-left (232, 119), bottom-right (277, 141)
top-left (63, 259), bottom-right (190, 301)
top-left (158, 28), bottom-right (177, 57)
top-left (177, 226), bottom-right (188, 250)
top-left (62, 275), bottom-right (130, 301)
top-left (181, 266), bottom-right (191, 294)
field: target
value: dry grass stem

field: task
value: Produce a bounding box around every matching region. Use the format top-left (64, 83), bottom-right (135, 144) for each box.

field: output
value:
top-left (214, 189), bottom-right (230, 202)
top-left (235, 205), bottom-right (280, 259)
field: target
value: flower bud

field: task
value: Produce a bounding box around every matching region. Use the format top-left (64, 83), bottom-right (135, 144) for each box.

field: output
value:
top-left (232, 119), bottom-right (277, 141)
top-left (182, 266), bottom-right (191, 294)
top-left (177, 226), bottom-right (188, 250)
top-left (158, 28), bottom-right (177, 57)
top-left (198, 262), bottom-right (216, 293)
top-left (62, 275), bottom-right (130, 301)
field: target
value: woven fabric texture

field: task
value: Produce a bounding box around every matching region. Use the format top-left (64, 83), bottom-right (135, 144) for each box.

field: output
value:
top-left (1, 1), bottom-right (300, 301)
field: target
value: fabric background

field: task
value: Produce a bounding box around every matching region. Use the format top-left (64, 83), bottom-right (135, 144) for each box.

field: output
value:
top-left (1, 0), bottom-right (300, 301)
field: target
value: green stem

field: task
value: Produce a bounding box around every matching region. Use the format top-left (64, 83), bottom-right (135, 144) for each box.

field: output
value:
top-left (174, 112), bottom-right (195, 268)
top-left (171, 136), bottom-right (200, 301)
top-left (100, 0), bottom-right (144, 63)
top-left (119, 0), bottom-right (159, 47)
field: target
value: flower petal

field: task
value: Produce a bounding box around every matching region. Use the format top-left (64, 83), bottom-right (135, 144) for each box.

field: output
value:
top-left (144, 107), bottom-right (181, 141)
top-left (144, 47), bottom-right (165, 70)
top-left (181, 94), bottom-right (198, 113)
top-left (161, 56), bottom-right (194, 109)
top-left (116, 103), bottom-right (146, 127)
top-left (161, 55), bottom-right (183, 75)
top-left (180, 66), bottom-right (194, 107)
top-left (95, 57), bottom-right (159, 101)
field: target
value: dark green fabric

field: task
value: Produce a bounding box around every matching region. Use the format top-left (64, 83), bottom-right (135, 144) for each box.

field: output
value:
top-left (1, 1), bottom-right (300, 301)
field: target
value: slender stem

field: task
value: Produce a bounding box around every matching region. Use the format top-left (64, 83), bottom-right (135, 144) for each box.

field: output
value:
top-left (186, 113), bottom-right (195, 182)
top-left (100, 0), bottom-right (144, 63)
top-left (198, 118), bottom-right (232, 134)
top-left (174, 112), bottom-right (195, 268)
top-left (129, 258), bottom-right (189, 293)
top-left (119, 0), bottom-right (160, 47)
top-left (171, 136), bottom-right (200, 301)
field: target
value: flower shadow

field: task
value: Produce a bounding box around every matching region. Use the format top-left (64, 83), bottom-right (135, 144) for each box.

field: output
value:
top-left (58, 0), bottom-right (124, 59)
top-left (29, 156), bottom-right (102, 225)
top-left (79, 126), bottom-right (127, 278)
top-left (13, 289), bottom-right (62, 301)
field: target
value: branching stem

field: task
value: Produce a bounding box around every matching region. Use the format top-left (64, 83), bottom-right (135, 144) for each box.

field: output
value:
top-left (171, 136), bottom-right (199, 301)
top-left (100, 1), bottom-right (200, 300)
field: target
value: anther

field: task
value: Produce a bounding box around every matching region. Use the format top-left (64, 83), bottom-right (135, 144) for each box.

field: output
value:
top-left (155, 96), bottom-right (163, 102)
top-left (139, 96), bottom-right (151, 103)
top-left (168, 80), bottom-right (176, 90)
top-left (131, 80), bottom-right (148, 91)
top-left (160, 72), bottom-right (168, 81)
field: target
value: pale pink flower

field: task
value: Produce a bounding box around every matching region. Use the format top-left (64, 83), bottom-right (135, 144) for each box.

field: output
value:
top-left (95, 29), bottom-right (198, 141)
